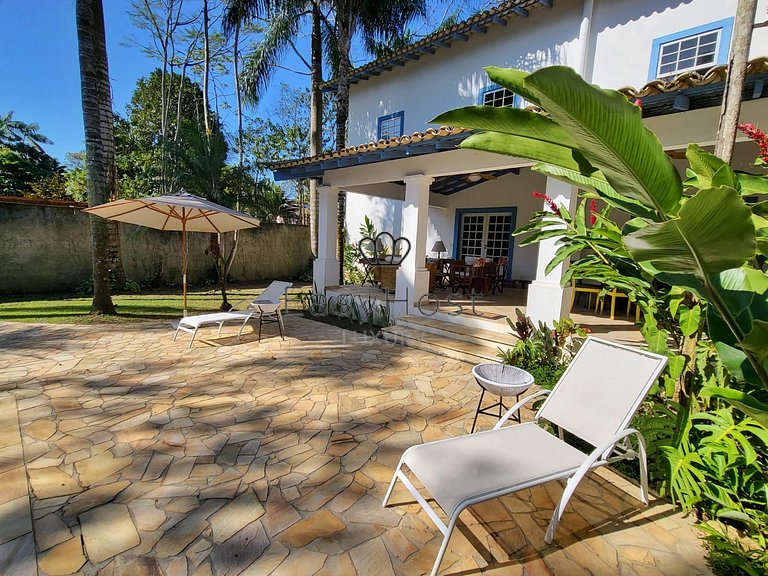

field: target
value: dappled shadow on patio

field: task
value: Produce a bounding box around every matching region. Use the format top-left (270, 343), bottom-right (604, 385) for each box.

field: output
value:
top-left (0, 316), bottom-right (707, 575)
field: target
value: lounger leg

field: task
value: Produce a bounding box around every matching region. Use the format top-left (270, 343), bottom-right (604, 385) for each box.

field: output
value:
top-left (431, 534), bottom-right (451, 576)
top-left (636, 433), bottom-right (650, 505)
top-left (277, 310), bottom-right (285, 340)
top-left (217, 321), bottom-right (225, 336)
top-left (382, 457), bottom-right (405, 508)
top-left (545, 473), bottom-right (583, 544)
top-left (258, 314), bottom-right (263, 342)
top-left (188, 327), bottom-right (199, 349)
top-left (237, 316), bottom-right (252, 341)
top-left (173, 327), bottom-right (180, 342)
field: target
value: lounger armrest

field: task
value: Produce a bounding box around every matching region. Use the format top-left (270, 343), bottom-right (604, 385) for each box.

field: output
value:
top-left (493, 389), bottom-right (551, 429)
top-left (230, 299), bottom-right (252, 311)
top-left (574, 428), bottom-right (645, 477)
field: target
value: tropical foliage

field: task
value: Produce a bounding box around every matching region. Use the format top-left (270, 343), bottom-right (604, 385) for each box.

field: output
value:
top-left (0, 111), bottom-right (65, 197)
top-left (434, 65), bottom-right (768, 573)
top-left (497, 308), bottom-right (586, 388)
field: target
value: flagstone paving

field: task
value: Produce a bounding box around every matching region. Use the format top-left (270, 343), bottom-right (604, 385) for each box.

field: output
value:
top-left (0, 316), bottom-right (712, 575)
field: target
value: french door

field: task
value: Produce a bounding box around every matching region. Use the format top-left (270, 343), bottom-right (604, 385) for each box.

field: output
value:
top-left (457, 211), bottom-right (513, 272)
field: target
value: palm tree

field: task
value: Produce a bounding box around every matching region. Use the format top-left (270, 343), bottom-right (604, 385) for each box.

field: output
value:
top-left (0, 111), bottom-right (53, 153)
top-left (224, 0), bottom-right (425, 282)
top-left (330, 0), bottom-right (427, 282)
top-left (76, 0), bottom-right (117, 315)
top-left (224, 0), bottom-right (325, 261)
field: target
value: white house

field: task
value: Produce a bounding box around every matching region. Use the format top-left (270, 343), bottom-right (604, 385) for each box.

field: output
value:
top-left (272, 0), bottom-right (768, 326)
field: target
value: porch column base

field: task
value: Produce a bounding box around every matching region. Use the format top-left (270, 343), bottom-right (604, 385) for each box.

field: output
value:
top-left (395, 267), bottom-right (429, 317)
top-left (525, 280), bottom-right (573, 326)
top-left (313, 258), bottom-right (340, 290)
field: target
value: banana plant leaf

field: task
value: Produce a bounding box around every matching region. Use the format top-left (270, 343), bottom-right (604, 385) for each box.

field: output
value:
top-left (623, 187), bottom-right (755, 278)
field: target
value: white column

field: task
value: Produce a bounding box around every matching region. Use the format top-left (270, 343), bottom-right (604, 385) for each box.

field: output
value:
top-left (571, 0), bottom-right (594, 80)
top-left (525, 178), bottom-right (577, 326)
top-left (395, 175), bottom-right (433, 316)
top-left (313, 185), bottom-right (340, 289)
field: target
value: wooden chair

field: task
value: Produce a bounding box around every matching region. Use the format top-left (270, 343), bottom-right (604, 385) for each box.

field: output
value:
top-left (570, 280), bottom-right (601, 312)
top-left (491, 256), bottom-right (508, 295)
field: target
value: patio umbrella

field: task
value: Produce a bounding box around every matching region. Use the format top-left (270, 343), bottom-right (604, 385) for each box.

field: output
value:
top-left (83, 192), bottom-right (260, 314)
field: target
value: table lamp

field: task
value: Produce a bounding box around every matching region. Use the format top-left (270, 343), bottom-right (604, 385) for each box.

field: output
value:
top-left (432, 240), bottom-right (446, 259)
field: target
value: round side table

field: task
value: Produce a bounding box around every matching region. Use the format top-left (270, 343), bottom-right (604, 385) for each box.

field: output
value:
top-left (471, 363), bottom-right (534, 433)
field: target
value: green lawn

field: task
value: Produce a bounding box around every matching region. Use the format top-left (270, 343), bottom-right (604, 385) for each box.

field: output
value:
top-left (0, 284), bottom-right (310, 324)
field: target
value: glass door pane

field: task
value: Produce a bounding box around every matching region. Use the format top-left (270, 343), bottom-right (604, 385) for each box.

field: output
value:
top-left (459, 214), bottom-right (484, 260)
top-left (484, 213), bottom-right (512, 260)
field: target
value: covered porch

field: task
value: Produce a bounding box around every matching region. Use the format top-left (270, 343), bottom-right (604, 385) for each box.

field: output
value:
top-left (280, 133), bottom-right (577, 328)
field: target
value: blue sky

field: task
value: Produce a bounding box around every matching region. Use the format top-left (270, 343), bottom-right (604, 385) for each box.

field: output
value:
top-left (0, 0), bottom-right (487, 162)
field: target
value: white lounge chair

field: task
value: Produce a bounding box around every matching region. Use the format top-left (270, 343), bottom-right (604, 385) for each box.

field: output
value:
top-left (173, 281), bottom-right (293, 347)
top-left (382, 337), bottom-right (667, 576)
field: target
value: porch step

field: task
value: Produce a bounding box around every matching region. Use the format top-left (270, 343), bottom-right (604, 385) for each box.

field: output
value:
top-left (396, 315), bottom-right (518, 349)
top-left (381, 326), bottom-right (505, 364)
top-left (380, 315), bottom-right (519, 364)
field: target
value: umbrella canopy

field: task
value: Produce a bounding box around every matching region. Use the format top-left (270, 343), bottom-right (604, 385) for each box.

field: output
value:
top-left (83, 192), bottom-right (260, 314)
top-left (83, 192), bottom-right (260, 233)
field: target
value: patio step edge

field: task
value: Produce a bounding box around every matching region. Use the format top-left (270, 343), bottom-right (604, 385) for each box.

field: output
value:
top-left (395, 315), bottom-right (518, 349)
top-left (381, 325), bottom-right (501, 364)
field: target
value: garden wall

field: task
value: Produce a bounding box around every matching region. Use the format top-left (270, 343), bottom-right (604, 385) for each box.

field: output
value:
top-left (0, 199), bottom-right (312, 294)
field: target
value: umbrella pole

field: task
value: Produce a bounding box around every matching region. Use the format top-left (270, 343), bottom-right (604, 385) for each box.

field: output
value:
top-left (182, 220), bottom-right (188, 316)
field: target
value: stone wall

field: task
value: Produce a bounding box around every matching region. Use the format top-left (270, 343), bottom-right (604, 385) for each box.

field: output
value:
top-left (0, 199), bottom-right (312, 294)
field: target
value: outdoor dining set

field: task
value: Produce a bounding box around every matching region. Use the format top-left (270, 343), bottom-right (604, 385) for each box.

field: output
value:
top-left (427, 256), bottom-right (508, 296)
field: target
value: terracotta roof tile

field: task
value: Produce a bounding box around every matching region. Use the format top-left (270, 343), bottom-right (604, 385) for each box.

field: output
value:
top-left (320, 0), bottom-right (544, 91)
top-left (270, 126), bottom-right (471, 169)
top-left (619, 56), bottom-right (768, 98)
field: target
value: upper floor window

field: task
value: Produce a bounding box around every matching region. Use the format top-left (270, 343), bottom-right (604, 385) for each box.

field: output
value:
top-left (649, 18), bottom-right (733, 80)
top-left (377, 111), bottom-right (404, 140)
top-left (479, 84), bottom-right (523, 108)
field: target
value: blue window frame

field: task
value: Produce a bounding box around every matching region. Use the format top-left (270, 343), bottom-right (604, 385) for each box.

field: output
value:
top-left (377, 111), bottom-right (404, 140)
top-left (649, 18), bottom-right (733, 80)
top-left (478, 83), bottom-right (523, 108)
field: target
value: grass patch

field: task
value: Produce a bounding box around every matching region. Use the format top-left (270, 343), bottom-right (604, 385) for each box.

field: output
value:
top-left (0, 283), bottom-right (310, 324)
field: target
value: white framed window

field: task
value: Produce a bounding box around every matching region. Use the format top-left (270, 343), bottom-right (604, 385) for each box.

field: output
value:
top-left (483, 86), bottom-right (516, 107)
top-left (377, 111), bottom-right (404, 140)
top-left (657, 30), bottom-right (720, 76)
top-left (649, 18), bottom-right (733, 80)
top-left (480, 84), bottom-right (523, 108)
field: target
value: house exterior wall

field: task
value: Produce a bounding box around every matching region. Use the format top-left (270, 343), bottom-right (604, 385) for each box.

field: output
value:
top-left (590, 0), bottom-right (768, 88)
top-left (347, 0), bottom-right (768, 149)
top-left (347, 1), bottom-right (584, 147)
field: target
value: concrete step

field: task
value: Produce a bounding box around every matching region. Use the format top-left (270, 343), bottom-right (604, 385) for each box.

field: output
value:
top-left (380, 325), bottom-right (508, 365)
top-left (418, 306), bottom-right (513, 335)
top-left (395, 315), bottom-right (518, 350)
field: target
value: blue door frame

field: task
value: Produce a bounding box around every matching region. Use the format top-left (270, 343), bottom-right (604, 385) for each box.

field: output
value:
top-left (453, 207), bottom-right (516, 280)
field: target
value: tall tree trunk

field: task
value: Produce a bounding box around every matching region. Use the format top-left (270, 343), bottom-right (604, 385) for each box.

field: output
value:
top-left (200, 0), bottom-right (227, 308)
top-left (225, 20), bottom-right (243, 284)
top-left (202, 0), bottom-right (211, 138)
top-left (309, 0), bottom-right (323, 257)
top-left (714, 0), bottom-right (757, 162)
top-left (335, 11), bottom-right (353, 283)
top-left (76, 0), bottom-right (116, 315)
top-left (106, 220), bottom-right (126, 290)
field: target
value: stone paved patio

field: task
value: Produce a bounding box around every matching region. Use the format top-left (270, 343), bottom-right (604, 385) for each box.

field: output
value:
top-left (0, 316), bottom-right (711, 575)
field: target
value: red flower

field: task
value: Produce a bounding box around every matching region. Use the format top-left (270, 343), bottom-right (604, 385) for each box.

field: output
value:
top-left (589, 199), bottom-right (597, 226)
top-left (633, 98), bottom-right (643, 108)
top-left (738, 123), bottom-right (768, 164)
top-left (533, 190), bottom-right (559, 213)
